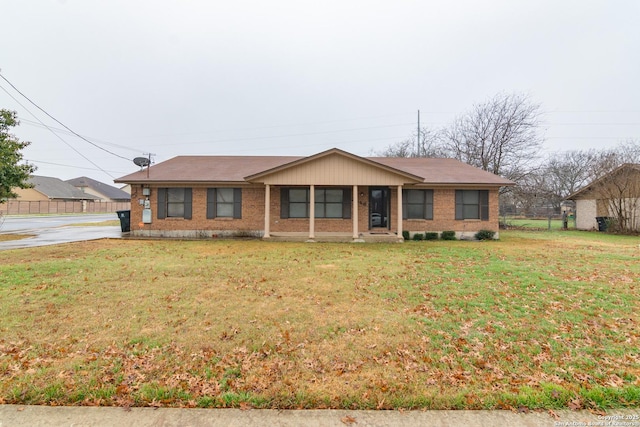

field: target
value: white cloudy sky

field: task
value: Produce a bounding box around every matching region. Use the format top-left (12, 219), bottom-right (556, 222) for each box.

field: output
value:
top-left (1, 0), bottom-right (639, 185)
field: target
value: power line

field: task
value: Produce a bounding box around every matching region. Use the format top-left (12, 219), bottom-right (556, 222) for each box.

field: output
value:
top-left (203, 135), bottom-right (405, 155)
top-left (110, 112), bottom-right (421, 141)
top-left (0, 72), bottom-right (131, 161)
top-left (151, 122), bottom-right (415, 147)
top-left (24, 158), bottom-right (128, 174)
top-left (544, 123), bottom-right (640, 126)
top-left (543, 110), bottom-right (640, 114)
top-left (18, 118), bottom-right (145, 153)
top-left (0, 84), bottom-right (117, 178)
top-left (18, 115), bottom-right (416, 147)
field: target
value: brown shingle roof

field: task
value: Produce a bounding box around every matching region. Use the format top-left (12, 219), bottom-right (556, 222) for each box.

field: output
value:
top-left (115, 156), bottom-right (302, 183)
top-left (115, 150), bottom-right (514, 186)
top-left (371, 157), bottom-right (513, 185)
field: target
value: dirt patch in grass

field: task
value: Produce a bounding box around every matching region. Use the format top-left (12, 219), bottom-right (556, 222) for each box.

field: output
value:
top-left (0, 231), bottom-right (639, 409)
top-left (0, 234), bottom-right (33, 242)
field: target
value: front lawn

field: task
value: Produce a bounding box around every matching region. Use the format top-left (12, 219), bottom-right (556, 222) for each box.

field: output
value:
top-left (0, 231), bottom-right (639, 410)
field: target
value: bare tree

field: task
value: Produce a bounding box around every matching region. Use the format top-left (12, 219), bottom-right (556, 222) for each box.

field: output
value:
top-left (585, 141), bottom-right (640, 233)
top-left (375, 127), bottom-right (446, 158)
top-left (506, 171), bottom-right (540, 216)
top-left (443, 93), bottom-right (543, 182)
top-left (376, 138), bottom-right (415, 158)
top-left (541, 149), bottom-right (599, 211)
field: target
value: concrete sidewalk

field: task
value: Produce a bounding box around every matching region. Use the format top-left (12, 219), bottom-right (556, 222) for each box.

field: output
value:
top-left (1, 405), bottom-right (639, 427)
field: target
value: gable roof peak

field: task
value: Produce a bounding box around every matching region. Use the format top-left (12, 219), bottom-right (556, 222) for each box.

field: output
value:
top-left (244, 148), bottom-right (425, 182)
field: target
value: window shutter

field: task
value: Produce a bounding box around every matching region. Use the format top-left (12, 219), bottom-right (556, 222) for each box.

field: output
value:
top-left (342, 188), bottom-right (351, 219)
top-left (233, 188), bottom-right (242, 219)
top-left (455, 190), bottom-right (463, 220)
top-left (280, 188), bottom-right (289, 219)
top-left (184, 188), bottom-right (193, 219)
top-left (402, 189), bottom-right (408, 220)
top-left (480, 190), bottom-right (489, 221)
top-left (425, 190), bottom-right (434, 220)
top-left (206, 188), bottom-right (216, 219)
top-left (157, 188), bottom-right (167, 219)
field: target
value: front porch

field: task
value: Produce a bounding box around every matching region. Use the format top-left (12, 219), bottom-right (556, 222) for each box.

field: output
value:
top-left (264, 231), bottom-right (403, 243)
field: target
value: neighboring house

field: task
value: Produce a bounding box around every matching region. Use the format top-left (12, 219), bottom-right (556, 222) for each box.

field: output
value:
top-left (66, 176), bottom-right (131, 202)
top-left (12, 176), bottom-right (100, 202)
top-left (566, 163), bottom-right (640, 232)
top-left (114, 148), bottom-right (514, 241)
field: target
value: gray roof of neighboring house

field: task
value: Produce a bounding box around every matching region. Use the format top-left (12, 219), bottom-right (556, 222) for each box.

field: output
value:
top-left (27, 176), bottom-right (100, 200)
top-left (66, 176), bottom-right (131, 201)
top-left (115, 148), bottom-right (514, 186)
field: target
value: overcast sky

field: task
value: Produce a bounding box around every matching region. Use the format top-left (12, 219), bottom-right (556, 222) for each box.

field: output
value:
top-left (2, 0), bottom-right (639, 185)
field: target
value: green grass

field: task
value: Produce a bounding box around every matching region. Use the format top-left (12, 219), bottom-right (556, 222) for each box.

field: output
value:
top-left (0, 230), bottom-right (639, 410)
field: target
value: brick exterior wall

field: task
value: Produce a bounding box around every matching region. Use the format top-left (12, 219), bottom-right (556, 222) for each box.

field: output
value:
top-left (401, 188), bottom-right (500, 237)
top-left (128, 184), bottom-right (500, 238)
top-left (129, 185), bottom-right (265, 237)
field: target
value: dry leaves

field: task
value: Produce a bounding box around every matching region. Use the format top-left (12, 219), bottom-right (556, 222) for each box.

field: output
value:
top-left (341, 415), bottom-right (357, 425)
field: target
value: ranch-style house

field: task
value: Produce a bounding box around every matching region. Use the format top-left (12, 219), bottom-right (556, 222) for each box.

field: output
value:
top-left (114, 148), bottom-right (514, 242)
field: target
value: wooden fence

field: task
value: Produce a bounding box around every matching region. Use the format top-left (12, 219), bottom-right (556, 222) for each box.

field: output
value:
top-left (0, 200), bottom-right (131, 215)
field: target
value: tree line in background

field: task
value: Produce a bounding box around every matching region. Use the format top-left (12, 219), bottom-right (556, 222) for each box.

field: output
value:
top-left (376, 93), bottom-right (640, 233)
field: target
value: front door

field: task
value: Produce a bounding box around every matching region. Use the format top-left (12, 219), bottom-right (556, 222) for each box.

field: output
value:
top-left (369, 187), bottom-right (390, 229)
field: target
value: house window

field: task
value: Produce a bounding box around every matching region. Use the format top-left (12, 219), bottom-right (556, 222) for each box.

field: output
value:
top-left (167, 188), bottom-right (186, 217)
top-left (402, 189), bottom-right (433, 220)
top-left (315, 188), bottom-right (351, 218)
top-left (157, 188), bottom-right (192, 219)
top-left (280, 187), bottom-right (351, 219)
top-left (288, 188), bottom-right (310, 218)
top-left (207, 188), bottom-right (242, 219)
top-left (455, 190), bottom-right (489, 220)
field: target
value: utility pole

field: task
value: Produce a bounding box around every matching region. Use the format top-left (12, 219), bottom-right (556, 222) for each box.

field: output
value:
top-left (416, 110), bottom-right (421, 157)
top-left (144, 152), bottom-right (156, 178)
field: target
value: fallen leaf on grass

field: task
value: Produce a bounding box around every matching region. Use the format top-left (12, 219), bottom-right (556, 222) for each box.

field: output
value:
top-left (568, 397), bottom-right (583, 411)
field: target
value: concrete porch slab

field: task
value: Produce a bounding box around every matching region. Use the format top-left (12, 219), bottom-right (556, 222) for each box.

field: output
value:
top-left (265, 232), bottom-right (403, 243)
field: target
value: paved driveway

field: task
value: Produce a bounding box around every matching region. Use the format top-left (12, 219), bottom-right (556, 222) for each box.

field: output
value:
top-left (0, 214), bottom-right (123, 250)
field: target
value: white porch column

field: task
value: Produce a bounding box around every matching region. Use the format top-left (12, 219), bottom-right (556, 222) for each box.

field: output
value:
top-left (309, 185), bottom-right (315, 239)
top-left (263, 184), bottom-right (271, 238)
top-left (397, 185), bottom-right (403, 240)
top-left (352, 185), bottom-right (359, 239)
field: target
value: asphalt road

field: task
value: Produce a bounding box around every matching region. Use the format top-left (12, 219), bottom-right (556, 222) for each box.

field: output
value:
top-left (0, 213), bottom-right (122, 250)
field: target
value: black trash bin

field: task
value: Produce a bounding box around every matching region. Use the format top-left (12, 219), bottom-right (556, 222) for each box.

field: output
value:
top-left (595, 216), bottom-right (608, 232)
top-left (116, 210), bottom-right (131, 232)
